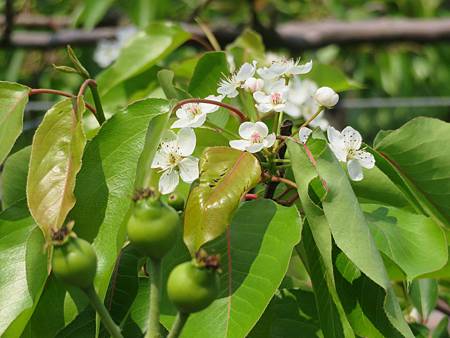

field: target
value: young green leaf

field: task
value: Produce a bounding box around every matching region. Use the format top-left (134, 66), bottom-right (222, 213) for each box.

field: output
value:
top-left (96, 22), bottom-right (190, 97)
top-left (184, 147), bottom-right (261, 254)
top-left (0, 81), bottom-right (30, 165)
top-left (410, 279), bottom-right (438, 321)
top-left (27, 98), bottom-right (86, 239)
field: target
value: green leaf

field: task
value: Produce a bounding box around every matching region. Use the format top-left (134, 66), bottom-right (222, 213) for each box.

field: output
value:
top-left (1, 146), bottom-right (30, 209)
top-left (432, 317), bottom-right (449, 338)
top-left (304, 63), bottom-right (362, 91)
top-left (287, 139), bottom-right (354, 338)
top-left (26, 98), bottom-right (86, 239)
top-left (77, 0), bottom-right (115, 29)
top-left (158, 69), bottom-right (190, 100)
top-left (374, 117), bottom-right (450, 228)
top-left (0, 201), bottom-right (47, 337)
top-left (364, 204), bottom-right (447, 280)
top-left (163, 199), bottom-right (301, 338)
top-left (188, 51), bottom-right (229, 98)
top-left (226, 29), bottom-right (265, 65)
top-left (184, 147), bottom-right (261, 254)
top-left (288, 139), bottom-right (414, 337)
top-left (410, 279), bottom-right (438, 321)
top-left (248, 288), bottom-right (321, 338)
top-left (0, 81), bottom-right (30, 165)
top-left (96, 22), bottom-right (190, 97)
top-left (69, 98), bottom-right (169, 299)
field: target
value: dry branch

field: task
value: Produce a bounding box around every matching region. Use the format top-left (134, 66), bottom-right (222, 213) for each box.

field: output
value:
top-left (1, 18), bottom-right (450, 49)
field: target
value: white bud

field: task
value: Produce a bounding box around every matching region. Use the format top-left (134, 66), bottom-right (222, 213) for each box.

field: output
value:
top-left (314, 86), bottom-right (339, 108)
top-left (242, 77), bottom-right (264, 93)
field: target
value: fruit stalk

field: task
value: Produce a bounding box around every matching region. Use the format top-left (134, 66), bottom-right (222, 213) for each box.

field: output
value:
top-left (146, 258), bottom-right (162, 338)
top-left (167, 312), bottom-right (190, 338)
top-left (83, 285), bottom-right (123, 338)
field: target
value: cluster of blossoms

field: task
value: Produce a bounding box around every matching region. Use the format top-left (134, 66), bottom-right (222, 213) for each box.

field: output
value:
top-left (152, 56), bottom-right (373, 194)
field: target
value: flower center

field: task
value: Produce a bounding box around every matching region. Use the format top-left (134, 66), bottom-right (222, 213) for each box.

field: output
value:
top-left (250, 132), bottom-right (262, 144)
top-left (347, 148), bottom-right (356, 161)
top-left (271, 92), bottom-right (283, 105)
top-left (186, 104), bottom-right (202, 117)
top-left (168, 152), bottom-right (182, 166)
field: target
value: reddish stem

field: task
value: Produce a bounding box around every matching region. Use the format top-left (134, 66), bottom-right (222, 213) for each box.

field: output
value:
top-left (244, 193), bottom-right (258, 200)
top-left (77, 78), bottom-right (97, 98)
top-left (262, 172), bottom-right (297, 189)
top-left (172, 98), bottom-right (247, 122)
top-left (29, 88), bottom-right (96, 114)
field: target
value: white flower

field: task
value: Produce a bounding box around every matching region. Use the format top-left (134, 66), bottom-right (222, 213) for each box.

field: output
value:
top-left (299, 127), bottom-right (313, 144)
top-left (314, 86), bottom-right (339, 108)
top-left (217, 61), bottom-right (257, 98)
top-left (253, 79), bottom-right (289, 113)
top-left (230, 122), bottom-right (276, 153)
top-left (94, 26), bottom-right (137, 68)
top-left (284, 78), bottom-right (318, 118)
top-left (171, 95), bottom-right (223, 129)
top-left (242, 77), bottom-right (264, 93)
top-left (327, 126), bottom-right (375, 181)
top-left (257, 58), bottom-right (312, 80)
top-left (151, 128), bottom-right (199, 194)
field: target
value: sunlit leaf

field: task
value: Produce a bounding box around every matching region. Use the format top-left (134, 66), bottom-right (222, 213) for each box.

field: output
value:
top-left (27, 98), bottom-right (86, 239)
top-left (184, 147), bottom-right (261, 254)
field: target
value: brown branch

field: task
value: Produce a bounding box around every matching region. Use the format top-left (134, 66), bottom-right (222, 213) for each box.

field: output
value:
top-left (29, 88), bottom-right (96, 114)
top-left (263, 172), bottom-right (297, 189)
top-left (2, 18), bottom-right (450, 49)
top-left (172, 98), bottom-right (247, 122)
top-left (0, 13), bottom-right (71, 30)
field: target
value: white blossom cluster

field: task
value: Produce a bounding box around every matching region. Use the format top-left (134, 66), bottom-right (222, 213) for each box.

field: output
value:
top-left (152, 56), bottom-right (372, 194)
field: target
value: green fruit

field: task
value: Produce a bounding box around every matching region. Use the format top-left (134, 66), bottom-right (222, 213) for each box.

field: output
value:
top-left (127, 199), bottom-right (179, 259)
top-left (167, 261), bottom-right (220, 313)
top-left (167, 193), bottom-right (185, 211)
top-left (52, 237), bottom-right (97, 288)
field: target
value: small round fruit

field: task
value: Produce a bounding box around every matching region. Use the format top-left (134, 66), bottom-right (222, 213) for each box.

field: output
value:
top-left (167, 261), bottom-right (220, 313)
top-left (127, 199), bottom-right (179, 259)
top-left (52, 237), bottom-right (97, 288)
top-left (167, 193), bottom-right (185, 211)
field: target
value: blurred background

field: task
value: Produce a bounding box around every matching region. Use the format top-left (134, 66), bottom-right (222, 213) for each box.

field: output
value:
top-left (1, 0), bottom-right (450, 145)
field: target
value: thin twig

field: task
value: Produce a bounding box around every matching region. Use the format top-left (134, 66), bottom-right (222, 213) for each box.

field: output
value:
top-left (29, 88), bottom-right (96, 114)
top-left (276, 192), bottom-right (299, 206)
top-left (77, 79), bottom-right (96, 98)
top-left (172, 98), bottom-right (247, 122)
top-left (263, 172), bottom-right (297, 189)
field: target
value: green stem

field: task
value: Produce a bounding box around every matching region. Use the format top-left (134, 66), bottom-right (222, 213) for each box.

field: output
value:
top-left (272, 159), bottom-right (291, 163)
top-left (203, 122), bottom-right (239, 139)
top-left (299, 107), bottom-right (324, 129)
top-left (146, 259), bottom-right (162, 338)
top-left (83, 285), bottom-right (123, 338)
top-left (167, 312), bottom-right (190, 338)
top-left (88, 82), bottom-right (106, 125)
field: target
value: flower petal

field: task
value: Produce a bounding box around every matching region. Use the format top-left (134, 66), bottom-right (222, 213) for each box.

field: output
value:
top-left (179, 157), bottom-right (199, 183)
top-left (236, 62), bottom-right (255, 81)
top-left (238, 122), bottom-right (257, 139)
top-left (245, 143), bottom-right (264, 153)
top-left (229, 139), bottom-right (251, 151)
top-left (291, 60), bottom-right (313, 75)
top-left (263, 133), bottom-right (276, 148)
top-left (255, 103), bottom-right (273, 113)
top-left (253, 91), bottom-right (270, 104)
top-left (283, 102), bottom-right (301, 118)
top-left (171, 118), bottom-right (193, 129)
top-left (347, 159), bottom-right (364, 181)
top-left (254, 121), bottom-right (269, 137)
top-left (342, 126), bottom-right (362, 150)
top-left (299, 127), bottom-right (313, 144)
top-left (355, 150), bottom-right (375, 169)
top-left (159, 169), bottom-right (180, 194)
top-left (200, 95), bottom-right (222, 114)
top-left (176, 128), bottom-right (196, 156)
top-left (151, 150), bottom-right (169, 169)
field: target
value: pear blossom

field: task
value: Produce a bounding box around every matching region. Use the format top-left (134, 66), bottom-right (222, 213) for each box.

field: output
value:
top-left (152, 128), bottom-right (199, 194)
top-left (94, 26), bottom-right (137, 68)
top-left (257, 58), bottom-right (312, 80)
top-left (299, 127), bottom-right (313, 144)
top-left (327, 126), bottom-right (375, 181)
top-left (242, 77), bottom-right (264, 93)
top-left (253, 79), bottom-right (289, 113)
top-left (314, 86), bottom-right (339, 108)
top-left (230, 122), bottom-right (276, 153)
top-left (217, 61), bottom-right (257, 98)
top-left (171, 95), bottom-right (223, 129)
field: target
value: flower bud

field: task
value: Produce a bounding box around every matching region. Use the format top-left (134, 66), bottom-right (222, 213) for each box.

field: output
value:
top-left (242, 77), bottom-right (264, 93)
top-left (313, 87), bottom-right (339, 108)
